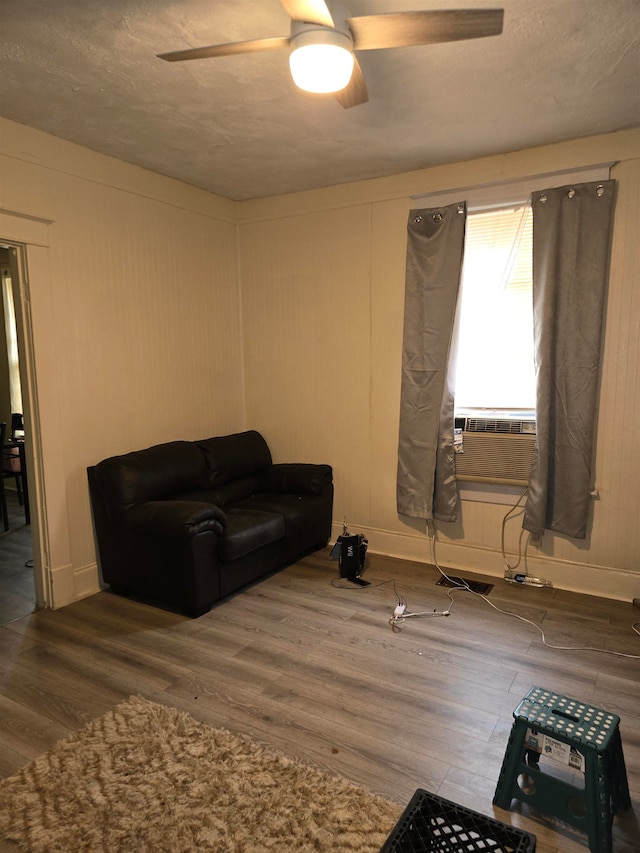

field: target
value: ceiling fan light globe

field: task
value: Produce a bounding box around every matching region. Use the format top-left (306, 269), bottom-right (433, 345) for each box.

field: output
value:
top-left (289, 30), bottom-right (354, 94)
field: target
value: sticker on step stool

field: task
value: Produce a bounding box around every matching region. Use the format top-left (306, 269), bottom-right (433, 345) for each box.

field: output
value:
top-left (525, 729), bottom-right (585, 772)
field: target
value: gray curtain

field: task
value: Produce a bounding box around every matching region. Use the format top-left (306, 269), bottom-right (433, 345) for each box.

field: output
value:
top-left (397, 202), bottom-right (466, 522)
top-left (524, 180), bottom-right (617, 539)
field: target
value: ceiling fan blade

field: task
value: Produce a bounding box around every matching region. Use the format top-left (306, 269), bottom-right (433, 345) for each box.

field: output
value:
top-left (348, 9), bottom-right (504, 51)
top-left (280, 0), bottom-right (335, 28)
top-left (334, 58), bottom-right (368, 109)
top-left (158, 36), bottom-right (290, 63)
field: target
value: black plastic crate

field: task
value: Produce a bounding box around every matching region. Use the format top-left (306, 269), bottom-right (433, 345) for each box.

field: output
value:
top-left (380, 789), bottom-right (536, 853)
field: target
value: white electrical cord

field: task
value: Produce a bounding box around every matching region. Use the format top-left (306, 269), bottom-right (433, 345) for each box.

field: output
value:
top-left (389, 527), bottom-right (464, 629)
top-left (328, 513), bottom-right (640, 653)
top-left (389, 600), bottom-right (452, 630)
top-left (423, 521), bottom-right (640, 660)
top-left (501, 487), bottom-right (530, 572)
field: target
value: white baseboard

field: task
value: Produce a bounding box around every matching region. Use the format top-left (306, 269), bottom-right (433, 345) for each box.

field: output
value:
top-left (49, 561), bottom-right (101, 609)
top-left (331, 522), bottom-right (639, 603)
top-left (49, 563), bottom-right (75, 609)
top-left (50, 530), bottom-right (637, 611)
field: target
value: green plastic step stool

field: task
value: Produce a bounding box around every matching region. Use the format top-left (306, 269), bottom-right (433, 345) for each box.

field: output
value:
top-left (493, 686), bottom-right (631, 853)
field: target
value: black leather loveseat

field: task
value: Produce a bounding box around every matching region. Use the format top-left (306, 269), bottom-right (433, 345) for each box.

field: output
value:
top-left (88, 430), bottom-right (333, 616)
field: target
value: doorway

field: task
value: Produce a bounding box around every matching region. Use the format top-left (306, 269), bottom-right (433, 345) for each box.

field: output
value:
top-left (0, 243), bottom-right (36, 625)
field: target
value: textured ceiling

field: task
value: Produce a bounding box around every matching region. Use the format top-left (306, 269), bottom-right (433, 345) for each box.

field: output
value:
top-left (0, 0), bottom-right (638, 200)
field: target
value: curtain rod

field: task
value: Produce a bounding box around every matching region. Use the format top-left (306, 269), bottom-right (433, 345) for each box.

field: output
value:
top-left (411, 162), bottom-right (615, 211)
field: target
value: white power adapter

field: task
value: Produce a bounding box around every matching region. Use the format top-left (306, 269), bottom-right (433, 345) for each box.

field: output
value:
top-left (393, 603), bottom-right (406, 617)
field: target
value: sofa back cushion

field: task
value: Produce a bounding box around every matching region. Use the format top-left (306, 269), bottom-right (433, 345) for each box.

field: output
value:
top-left (196, 430), bottom-right (272, 487)
top-left (94, 441), bottom-right (209, 513)
top-left (173, 476), bottom-right (264, 508)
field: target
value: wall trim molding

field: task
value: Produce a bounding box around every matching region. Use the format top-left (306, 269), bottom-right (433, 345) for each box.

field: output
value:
top-left (0, 209), bottom-right (51, 246)
top-left (1, 118), bottom-right (238, 226)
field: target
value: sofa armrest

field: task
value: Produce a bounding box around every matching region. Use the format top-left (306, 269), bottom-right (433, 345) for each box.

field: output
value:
top-left (265, 463), bottom-right (332, 495)
top-left (124, 501), bottom-right (226, 538)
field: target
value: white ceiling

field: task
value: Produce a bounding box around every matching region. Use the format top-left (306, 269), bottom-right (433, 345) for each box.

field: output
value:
top-left (1, 0), bottom-right (638, 200)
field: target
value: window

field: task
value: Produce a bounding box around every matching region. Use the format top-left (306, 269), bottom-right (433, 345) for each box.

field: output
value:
top-left (400, 165), bottom-right (613, 512)
top-left (410, 164), bottom-right (612, 419)
top-left (454, 204), bottom-right (535, 413)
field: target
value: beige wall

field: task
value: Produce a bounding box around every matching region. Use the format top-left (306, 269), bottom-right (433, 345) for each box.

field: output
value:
top-left (0, 119), bottom-right (244, 605)
top-left (1, 117), bottom-right (638, 606)
top-left (239, 128), bottom-right (640, 601)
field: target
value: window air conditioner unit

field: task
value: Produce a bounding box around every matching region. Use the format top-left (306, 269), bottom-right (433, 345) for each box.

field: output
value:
top-left (454, 415), bottom-right (536, 487)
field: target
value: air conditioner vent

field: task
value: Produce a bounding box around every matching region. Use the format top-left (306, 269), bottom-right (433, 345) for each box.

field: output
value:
top-left (466, 418), bottom-right (534, 435)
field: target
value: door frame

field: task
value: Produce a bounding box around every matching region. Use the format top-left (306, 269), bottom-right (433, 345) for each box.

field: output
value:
top-left (0, 208), bottom-right (58, 610)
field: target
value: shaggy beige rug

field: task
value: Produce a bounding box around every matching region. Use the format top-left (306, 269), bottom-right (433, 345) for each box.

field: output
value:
top-left (0, 696), bottom-right (402, 852)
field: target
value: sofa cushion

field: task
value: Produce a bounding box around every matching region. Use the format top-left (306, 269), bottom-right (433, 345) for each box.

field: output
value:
top-left (125, 500), bottom-right (226, 537)
top-left (265, 463), bottom-right (333, 495)
top-left (232, 493), bottom-right (326, 542)
top-left (171, 476), bottom-right (263, 508)
top-left (196, 431), bottom-right (272, 487)
top-left (220, 509), bottom-right (285, 562)
top-left (94, 441), bottom-right (209, 513)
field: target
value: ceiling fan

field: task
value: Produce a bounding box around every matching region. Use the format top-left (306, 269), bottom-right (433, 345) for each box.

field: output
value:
top-left (158, 1), bottom-right (504, 108)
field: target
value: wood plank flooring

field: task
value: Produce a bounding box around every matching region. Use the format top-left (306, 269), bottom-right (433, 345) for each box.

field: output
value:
top-left (0, 490), bottom-right (34, 626)
top-left (1, 550), bottom-right (639, 852)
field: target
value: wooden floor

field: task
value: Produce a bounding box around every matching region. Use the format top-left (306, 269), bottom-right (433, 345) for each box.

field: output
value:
top-left (1, 550), bottom-right (639, 852)
top-left (0, 491), bottom-right (34, 627)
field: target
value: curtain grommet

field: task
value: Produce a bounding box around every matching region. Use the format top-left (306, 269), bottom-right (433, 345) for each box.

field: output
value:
top-left (433, 212), bottom-right (443, 223)
top-left (413, 214), bottom-right (423, 223)
top-left (596, 184), bottom-right (605, 197)
top-left (567, 188), bottom-right (576, 198)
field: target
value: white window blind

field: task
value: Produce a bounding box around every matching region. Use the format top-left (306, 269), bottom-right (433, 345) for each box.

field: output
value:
top-left (454, 204), bottom-right (535, 410)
